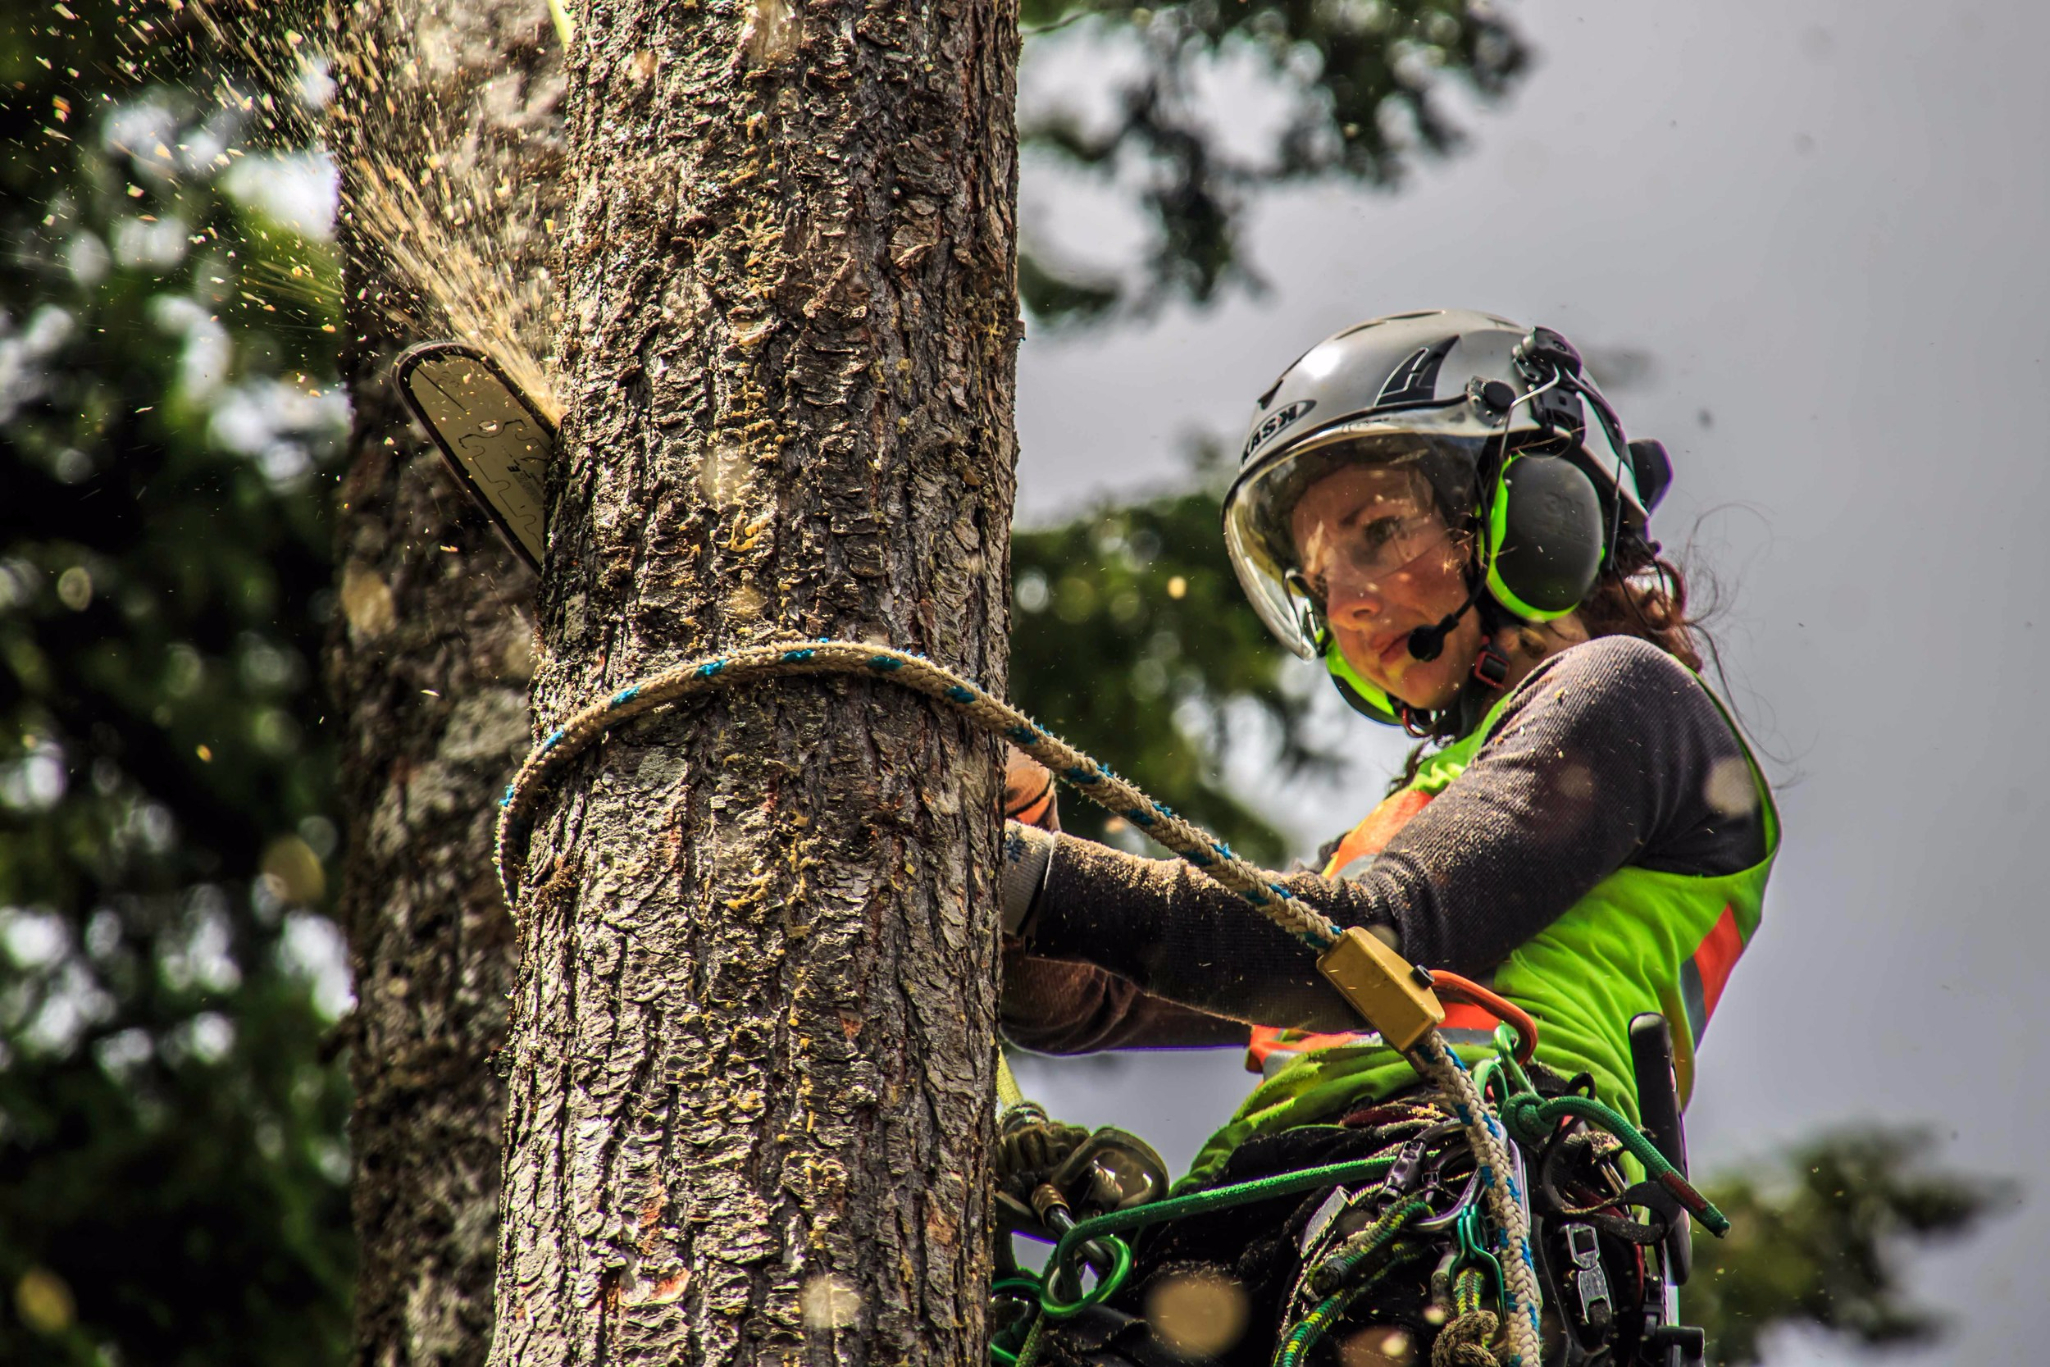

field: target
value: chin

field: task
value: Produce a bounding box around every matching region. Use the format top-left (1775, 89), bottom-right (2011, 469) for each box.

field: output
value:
top-left (1340, 634), bottom-right (1462, 711)
top-left (1390, 684), bottom-right (1457, 714)
top-left (1383, 661), bottom-right (1462, 713)
top-left (1352, 663), bottom-right (1440, 714)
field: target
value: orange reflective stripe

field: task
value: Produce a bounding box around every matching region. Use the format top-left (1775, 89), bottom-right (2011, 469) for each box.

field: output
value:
top-left (1246, 1025), bottom-right (1367, 1073)
top-left (1693, 903), bottom-right (1745, 1021)
top-left (1254, 786), bottom-right (1453, 1076)
top-left (1322, 788), bottom-right (1436, 876)
top-left (1247, 990), bottom-right (1514, 1076)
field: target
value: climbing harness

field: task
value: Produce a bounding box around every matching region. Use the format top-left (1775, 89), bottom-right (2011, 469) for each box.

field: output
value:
top-left (987, 1022), bottom-right (1724, 1366)
top-left (492, 637), bottom-right (1734, 1364)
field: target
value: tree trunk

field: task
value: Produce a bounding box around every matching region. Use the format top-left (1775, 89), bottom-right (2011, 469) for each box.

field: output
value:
top-left (327, 2), bottom-right (566, 1362)
top-left (490, 0), bottom-right (1021, 1361)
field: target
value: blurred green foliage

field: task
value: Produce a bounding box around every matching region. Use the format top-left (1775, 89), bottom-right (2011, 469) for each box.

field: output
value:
top-left (1690, 1129), bottom-right (2013, 1364)
top-left (1010, 451), bottom-right (1335, 864)
top-left (1015, 0), bottom-right (1528, 322)
top-left (0, 3), bottom-right (353, 1364)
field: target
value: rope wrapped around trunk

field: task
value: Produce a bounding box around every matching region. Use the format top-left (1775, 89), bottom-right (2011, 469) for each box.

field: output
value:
top-left (494, 637), bottom-right (1543, 1365)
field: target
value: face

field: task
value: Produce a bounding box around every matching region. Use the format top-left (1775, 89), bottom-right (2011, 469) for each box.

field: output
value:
top-left (1289, 463), bottom-right (1481, 711)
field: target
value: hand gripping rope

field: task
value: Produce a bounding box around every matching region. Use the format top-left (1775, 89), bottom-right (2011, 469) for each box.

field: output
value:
top-left (496, 638), bottom-right (1549, 1362)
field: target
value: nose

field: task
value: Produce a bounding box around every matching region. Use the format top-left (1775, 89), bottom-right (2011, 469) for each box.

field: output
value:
top-left (1322, 564), bottom-right (1390, 628)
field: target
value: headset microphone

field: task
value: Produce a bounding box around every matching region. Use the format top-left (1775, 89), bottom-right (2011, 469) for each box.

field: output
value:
top-left (1406, 577), bottom-right (1487, 662)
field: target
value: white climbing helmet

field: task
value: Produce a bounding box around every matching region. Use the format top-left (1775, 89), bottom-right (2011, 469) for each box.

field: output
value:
top-left (1221, 309), bottom-right (1672, 720)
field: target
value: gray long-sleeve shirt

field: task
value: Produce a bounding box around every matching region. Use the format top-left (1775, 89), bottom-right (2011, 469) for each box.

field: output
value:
top-left (1001, 635), bottom-right (1766, 1053)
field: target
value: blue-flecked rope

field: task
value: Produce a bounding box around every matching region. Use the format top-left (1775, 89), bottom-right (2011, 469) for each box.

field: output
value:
top-left (1411, 1036), bottom-right (1545, 1359)
top-left (492, 637), bottom-right (1542, 1365)
top-left (493, 638), bottom-right (1343, 947)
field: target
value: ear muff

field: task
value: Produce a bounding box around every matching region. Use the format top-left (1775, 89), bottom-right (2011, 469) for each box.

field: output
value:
top-left (1321, 631), bottom-right (1401, 725)
top-left (1483, 452), bottom-right (1605, 621)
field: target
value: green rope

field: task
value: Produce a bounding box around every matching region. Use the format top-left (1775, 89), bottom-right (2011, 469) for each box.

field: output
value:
top-left (1276, 1243), bottom-right (1436, 1367)
top-left (1275, 1282), bottom-right (1369, 1367)
top-left (1044, 1154), bottom-right (1400, 1291)
top-left (1011, 1310), bottom-right (1048, 1367)
top-left (1453, 1264), bottom-right (1490, 1318)
top-left (1038, 1235), bottom-right (1135, 1319)
top-left (1451, 1203), bottom-right (1504, 1312)
top-left (1483, 1026), bottom-right (1729, 1236)
top-left (1307, 1196), bottom-right (1433, 1297)
top-left (1500, 1090), bottom-right (1728, 1235)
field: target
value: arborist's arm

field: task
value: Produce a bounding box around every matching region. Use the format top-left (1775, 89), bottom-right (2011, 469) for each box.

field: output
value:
top-left (1000, 638), bottom-right (1765, 1033)
top-left (999, 949), bottom-right (1249, 1052)
top-left (996, 750), bottom-right (1238, 1049)
top-left (998, 749), bottom-right (1245, 1050)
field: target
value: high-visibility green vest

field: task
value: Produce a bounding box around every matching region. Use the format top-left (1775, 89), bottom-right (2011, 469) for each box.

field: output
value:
top-left (1184, 676), bottom-right (1778, 1187)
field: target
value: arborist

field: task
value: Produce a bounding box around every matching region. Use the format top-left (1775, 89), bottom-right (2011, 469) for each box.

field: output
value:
top-left (445, 306), bottom-right (1775, 1365)
top-left (993, 309), bottom-right (1779, 1366)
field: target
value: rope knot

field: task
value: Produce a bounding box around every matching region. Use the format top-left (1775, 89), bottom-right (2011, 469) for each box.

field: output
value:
top-left (1496, 1093), bottom-right (1551, 1148)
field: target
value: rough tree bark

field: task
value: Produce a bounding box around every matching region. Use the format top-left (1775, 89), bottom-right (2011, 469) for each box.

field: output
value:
top-left (490, 0), bottom-right (1020, 1361)
top-left (327, 2), bottom-right (566, 1362)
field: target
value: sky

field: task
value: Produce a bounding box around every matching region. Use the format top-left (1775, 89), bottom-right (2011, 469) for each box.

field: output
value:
top-left (1003, 3), bottom-right (2049, 1362)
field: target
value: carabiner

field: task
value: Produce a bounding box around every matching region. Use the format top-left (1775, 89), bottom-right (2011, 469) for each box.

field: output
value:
top-left (1414, 1165), bottom-right (1481, 1233)
top-left (1452, 1204), bottom-right (1505, 1307)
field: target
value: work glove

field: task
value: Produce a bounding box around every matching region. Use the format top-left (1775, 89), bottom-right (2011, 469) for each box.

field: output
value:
top-left (1003, 746), bottom-right (1060, 831)
top-left (999, 821), bottom-right (1054, 937)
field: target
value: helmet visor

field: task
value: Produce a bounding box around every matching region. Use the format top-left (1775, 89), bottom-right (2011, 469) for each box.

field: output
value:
top-left (1224, 430), bottom-right (1483, 658)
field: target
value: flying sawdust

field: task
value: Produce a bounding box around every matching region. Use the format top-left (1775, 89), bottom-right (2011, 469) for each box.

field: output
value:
top-left (184, 0), bottom-right (564, 422)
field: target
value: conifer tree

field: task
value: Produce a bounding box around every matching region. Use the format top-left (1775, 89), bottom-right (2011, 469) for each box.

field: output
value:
top-left (485, 0), bottom-right (1020, 1361)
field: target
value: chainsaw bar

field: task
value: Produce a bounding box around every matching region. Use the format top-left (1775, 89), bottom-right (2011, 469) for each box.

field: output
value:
top-left (395, 341), bottom-right (554, 572)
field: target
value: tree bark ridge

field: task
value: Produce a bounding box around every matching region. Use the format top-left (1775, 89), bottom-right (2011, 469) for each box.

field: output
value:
top-left (493, 0), bottom-right (1020, 1362)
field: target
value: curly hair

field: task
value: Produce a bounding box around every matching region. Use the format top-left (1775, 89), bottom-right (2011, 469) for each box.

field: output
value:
top-left (1546, 544), bottom-right (1704, 673)
top-left (1387, 545), bottom-right (1714, 785)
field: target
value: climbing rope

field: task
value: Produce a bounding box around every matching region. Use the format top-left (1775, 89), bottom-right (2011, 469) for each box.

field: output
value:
top-left (496, 639), bottom-right (1337, 943)
top-left (495, 638), bottom-right (1543, 1363)
top-left (1407, 1036), bottom-right (1544, 1355)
